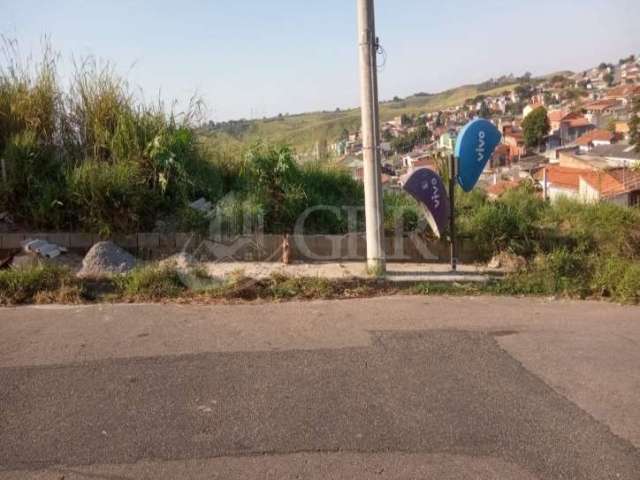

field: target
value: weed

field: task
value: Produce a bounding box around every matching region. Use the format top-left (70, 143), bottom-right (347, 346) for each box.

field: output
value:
top-left (0, 264), bottom-right (82, 305)
top-left (114, 265), bottom-right (186, 300)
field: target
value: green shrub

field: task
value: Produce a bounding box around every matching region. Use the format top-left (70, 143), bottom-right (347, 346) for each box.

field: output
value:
top-left (115, 265), bottom-right (186, 299)
top-left (384, 190), bottom-right (421, 234)
top-left (616, 263), bottom-right (640, 304)
top-left (544, 198), bottom-right (640, 257)
top-left (460, 184), bottom-right (546, 259)
top-left (300, 161), bottom-right (364, 234)
top-left (591, 256), bottom-right (628, 297)
top-left (464, 203), bottom-right (533, 258)
top-left (498, 248), bottom-right (592, 297)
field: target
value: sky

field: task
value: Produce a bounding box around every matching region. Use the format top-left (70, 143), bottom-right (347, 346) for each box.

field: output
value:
top-left (2, 0), bottom-right (640, 121)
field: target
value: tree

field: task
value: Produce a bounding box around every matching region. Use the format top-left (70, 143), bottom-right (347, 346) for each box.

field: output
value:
top-left (514, 84), bottom-right (534, 100)
top-left (520, 71), bottom-right (533, 83)
top-left (400, 114), bottom-right (412, 127)
top-left (603, 72), bottom-right (615, 87)
top-left (382, 129), bottom-right (394, 142)
top-left (598, 62), bottom-right (608, 71)
top-left (630, 97), bottom-right (640, 153)
top-left (390, 126), bottom-right (432, 154)
top-left (522, 106), bottom-right (550, 150)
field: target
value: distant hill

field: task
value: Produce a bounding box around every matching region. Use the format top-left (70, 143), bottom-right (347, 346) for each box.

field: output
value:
top-left (201, 80), bottom-right (523, 153)
top-left (536, 70), bottom-right (575, 80)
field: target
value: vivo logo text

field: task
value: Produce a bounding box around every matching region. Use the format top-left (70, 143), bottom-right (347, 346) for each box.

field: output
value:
top-left (476, 130), bottom-right (486, 163)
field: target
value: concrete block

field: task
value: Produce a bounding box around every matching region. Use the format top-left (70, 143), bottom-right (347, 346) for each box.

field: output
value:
top-left (113, 234), bottom-right (138, 250)
top-left (45, 233), bottom-right (71, 248)
top-left (176, 233), bottom-right (199, 251)
top-left (1, 233), bottom-right (26, 249)
top-left (69, 233), bottom-right (96, 249)
top-left (159, 233), bottom-right (176, 249)
top-left (137, 233), bottom-right (160, 249)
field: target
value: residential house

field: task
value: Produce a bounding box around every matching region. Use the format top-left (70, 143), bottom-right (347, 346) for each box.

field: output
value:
top-left (491, 144), bottom-right (511, 168)
top-left (621, 62), bottom-right (640, 84)
top-left (556, 150), bottom-right (610, 171)
top-left (583, 99), bottom-right (623, 127)
top-left (559, 114), bottom-right (595, 145)
top-left (589, 144), bottom-right (640, 168)
top-left (534, 165), bottom-right (585, 201)
top-left (548, 110), bottom-right (568, 134)
top-left (605, 85), bottom-right (640, 106)
top-left (503, 128), bottom-right (527, 160)
top-left (575, 129), bottom-right (616, 153)
top-left (579, 168), bottom-right (640, 206)
top-left (615, 121), bottom-right (630, 141)
top-left (437, 130), bottom-right (457, 152)
top-left (534, 165), bottom-right (640, 206)
top-left (402, 151), bottom-right (433, 169)
top-left (408, 158), bottom-right (437, 171)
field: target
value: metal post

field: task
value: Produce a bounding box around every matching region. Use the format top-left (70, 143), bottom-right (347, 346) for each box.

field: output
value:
top-left (357, 0), bottom-right (386, 274)
top-left (449, 154), bottom-right (457, 272)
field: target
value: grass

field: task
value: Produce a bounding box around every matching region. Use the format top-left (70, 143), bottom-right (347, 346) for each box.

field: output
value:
top-left (2, 256), bottom-right (638, 306)
top-left (0, 263), bottom-right (83, 305)
top-left (113, 264), bottom-right (187, 300)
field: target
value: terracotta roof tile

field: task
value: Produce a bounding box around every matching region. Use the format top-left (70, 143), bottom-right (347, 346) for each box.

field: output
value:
top-left (548, 110), bottom-right (566, 123)
top-left (565, 117), bottom-right (592, 128)
top-left (534, 166), bottom-right (592, 190)
top-left (580, 171), bottom-right (626, 196)
top-left (575, 129), bottom-right (615, 146)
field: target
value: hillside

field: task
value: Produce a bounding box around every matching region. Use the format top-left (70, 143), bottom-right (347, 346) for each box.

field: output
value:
top-left (201, 82), bottom-right (521, 153)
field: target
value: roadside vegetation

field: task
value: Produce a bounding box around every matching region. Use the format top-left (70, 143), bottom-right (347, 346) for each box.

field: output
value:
top-left (456, 184), bottom-right (640, 304)
top-left (0, 41), bottom-right (361, 236)
top-left (1, 42), bottom-right (639, 306)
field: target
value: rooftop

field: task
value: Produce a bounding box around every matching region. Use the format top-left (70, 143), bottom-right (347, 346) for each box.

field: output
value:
top-left (534, 165), bottom-right (592, 190)
top-left (581, 168), bottom-right (640, 198)
top-left (575, 129), bottom-right (615, 146)
top-left (590, 144), bottom-right (640, 160)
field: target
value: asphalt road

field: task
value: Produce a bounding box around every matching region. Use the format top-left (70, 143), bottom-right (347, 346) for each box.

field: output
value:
top-left (1, 296), bottom-right (639, 479)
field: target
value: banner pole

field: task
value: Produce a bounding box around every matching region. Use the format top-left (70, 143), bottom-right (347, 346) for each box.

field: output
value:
top-left (449, 154), bottom-right (457, 272)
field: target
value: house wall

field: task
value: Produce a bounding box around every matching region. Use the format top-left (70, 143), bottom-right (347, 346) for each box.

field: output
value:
top-left (0, 233), bottom-right (484, 263)
top-left (557, 151), bottom-right (593, 169)
top-left (606, 194), bottom-right (630, 207)
top-left (579, 178), bottom-right (601, 203)
top-left (548, 185), bottom-right (579, 202)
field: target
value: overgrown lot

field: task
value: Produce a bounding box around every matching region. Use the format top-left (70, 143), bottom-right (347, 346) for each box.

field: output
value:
top-left (1, 42), bottom-right (639, 305)
top-left (0, 41), bottom-right (362, 236)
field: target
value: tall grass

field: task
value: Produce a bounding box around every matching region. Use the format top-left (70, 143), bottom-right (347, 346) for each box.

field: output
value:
top-left (0, 40), bottom-right (366, 235)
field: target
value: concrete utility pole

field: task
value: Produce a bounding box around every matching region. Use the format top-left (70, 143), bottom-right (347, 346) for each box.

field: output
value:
top-left (357, 0), bottom-right (386, 274)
